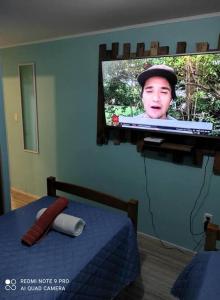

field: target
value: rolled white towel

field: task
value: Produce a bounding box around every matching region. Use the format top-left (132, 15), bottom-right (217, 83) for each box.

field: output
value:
top-left (36, 208), bottom-right (86, 236)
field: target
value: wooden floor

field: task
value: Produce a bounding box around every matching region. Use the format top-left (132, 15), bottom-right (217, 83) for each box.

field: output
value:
top-left (11, 187), bottom-right (39, 210)
top-left (11, 189), bottom-right (193, 300)
top-left (116, 234), bottom-right (193, 300)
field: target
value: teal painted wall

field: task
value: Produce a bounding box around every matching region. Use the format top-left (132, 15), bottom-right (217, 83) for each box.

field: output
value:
top-left (0, 62), bottom-right (10, 212)
top-left (1, 15), bottom-right (220, 250)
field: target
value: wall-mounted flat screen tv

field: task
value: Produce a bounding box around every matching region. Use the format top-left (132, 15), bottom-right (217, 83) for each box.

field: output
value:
top-left (102, 52), bottom-right (220, 138)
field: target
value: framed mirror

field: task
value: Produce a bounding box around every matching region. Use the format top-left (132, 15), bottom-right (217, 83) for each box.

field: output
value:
top-left (18, 63), bottom-right (39, 153)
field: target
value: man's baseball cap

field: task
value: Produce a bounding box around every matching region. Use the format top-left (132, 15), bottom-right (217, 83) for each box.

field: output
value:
top-left (137, 64), bottom-right (177, 99)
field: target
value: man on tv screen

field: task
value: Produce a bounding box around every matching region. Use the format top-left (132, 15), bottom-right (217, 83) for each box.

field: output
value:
top-left (136, 64), bottom-right (177, 120)
top-left (102, 55), bottom-right (218, 135)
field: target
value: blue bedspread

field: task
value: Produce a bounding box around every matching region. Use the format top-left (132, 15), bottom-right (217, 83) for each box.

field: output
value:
top-left (0, 196), bottom-right (140, 299)
top-left (171, 251), bottom-right (220, 300)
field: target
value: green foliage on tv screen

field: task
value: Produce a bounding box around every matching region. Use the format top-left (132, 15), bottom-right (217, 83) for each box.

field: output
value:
top-left (102, 53), bottom-right (220, 127)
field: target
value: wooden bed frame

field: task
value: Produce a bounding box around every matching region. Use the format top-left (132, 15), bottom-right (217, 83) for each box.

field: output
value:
top-left (204, 223), bottom-right (220, 251)
top-left (47, 176), bottom-right (138, 231)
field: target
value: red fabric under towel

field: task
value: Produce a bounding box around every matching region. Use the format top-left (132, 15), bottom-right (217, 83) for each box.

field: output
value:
top-left (21, 197), bottom-right (68, 246)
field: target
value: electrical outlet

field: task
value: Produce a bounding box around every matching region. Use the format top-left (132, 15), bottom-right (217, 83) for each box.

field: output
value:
top-left (203, 213), bottom-right (213, 223)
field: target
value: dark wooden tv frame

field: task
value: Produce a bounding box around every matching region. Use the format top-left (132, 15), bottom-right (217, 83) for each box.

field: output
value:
top-left (97, 35), bottom-right (220, 174)
top-left (47, 176), bottom-right (138, 231)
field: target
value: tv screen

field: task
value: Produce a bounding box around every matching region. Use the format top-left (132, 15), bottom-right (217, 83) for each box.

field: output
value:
top-left (102, 52), bottom-right (220, 137)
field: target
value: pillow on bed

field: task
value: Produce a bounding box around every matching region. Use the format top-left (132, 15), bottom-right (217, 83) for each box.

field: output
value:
top-left (21, 197), bottom-right (68, 246)
top-left (36, 208), bottom-right (86, 237)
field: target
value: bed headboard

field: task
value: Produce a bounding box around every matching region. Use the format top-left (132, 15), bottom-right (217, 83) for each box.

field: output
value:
top-left (204, 223), bottom-right (220, 251)
top-left (47, 176), bottom-right (138, 231)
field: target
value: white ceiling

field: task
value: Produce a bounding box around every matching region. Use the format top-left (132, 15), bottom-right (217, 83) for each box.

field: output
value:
top-left (0, 0), bottom-right (220, 48)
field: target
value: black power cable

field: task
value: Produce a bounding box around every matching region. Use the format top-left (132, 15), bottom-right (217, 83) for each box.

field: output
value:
top-left (191, 168), bottom-right (213, 235)
top-left (189, 156), bottom-right (210, 242)
top-left (143, 157), bottom-right (187, 254)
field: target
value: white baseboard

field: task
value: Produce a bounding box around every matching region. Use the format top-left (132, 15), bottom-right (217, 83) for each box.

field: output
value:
top-left (11, 187), bottom-right (39, 200)
top-left (137, 231), bottom-right (195, 254)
